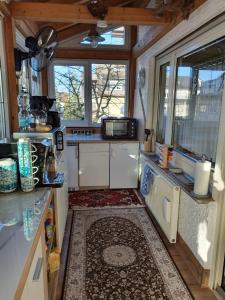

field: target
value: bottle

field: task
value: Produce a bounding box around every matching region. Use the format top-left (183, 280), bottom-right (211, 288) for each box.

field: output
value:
top-left (47, 151), bottom-right (56, 179)
top-left (18, 94), bottom-right (29, 132)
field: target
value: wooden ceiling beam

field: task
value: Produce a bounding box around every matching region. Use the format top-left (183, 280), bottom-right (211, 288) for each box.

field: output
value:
top-left (0, 2), bottom-right (10, 16)
top-left (57, 23), bottom-right (91, 42)
top-left (132, 0), bottom-right (150, 8)
top-left (10, 2), bottom-right (172, 26)
top-left (15, 19), bottom-right (39, 36)
top-left (55, 48), bottom-right (131, 60)
top-left (40, 22), bottom-right (74, 31)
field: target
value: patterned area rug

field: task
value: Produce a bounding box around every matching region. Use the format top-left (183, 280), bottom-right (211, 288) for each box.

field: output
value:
top-left (63, 208), bottom-right (193, 300)
top-left (69, 189), bottom-right (144, 210)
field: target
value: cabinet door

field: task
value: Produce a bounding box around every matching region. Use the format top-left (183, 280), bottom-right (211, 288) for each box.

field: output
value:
top-left (110, 143), bottom-right (139, 189)
top-left (79, 143), bottom-right (109, 187)
top-left (65, 145), bottom-right (79, 190)
top-left (21, 237), bottom-right (45, 300)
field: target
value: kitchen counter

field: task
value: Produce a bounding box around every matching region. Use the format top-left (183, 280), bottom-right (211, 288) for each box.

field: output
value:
top-left (0, 188), bottom-right (52, 300)
top-left (65, 134), bottom-right (139, 143)
top-left (141, 150), bottom-right (214, 204)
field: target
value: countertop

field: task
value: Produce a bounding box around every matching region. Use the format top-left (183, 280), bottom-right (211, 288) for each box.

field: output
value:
top-left (65, 134), bottom-right (139, 144)
top-left (0, 188), bottom-right (52, 300)
top-left (141, 150), bottom-right (214, 204)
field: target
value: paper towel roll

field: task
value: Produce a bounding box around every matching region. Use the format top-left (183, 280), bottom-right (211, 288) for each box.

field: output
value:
top-left (194, 161), bottom-right (211, 196)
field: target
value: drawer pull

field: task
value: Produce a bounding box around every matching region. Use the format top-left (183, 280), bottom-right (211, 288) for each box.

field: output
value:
top-left (33, 257), bottom-right (43, 281)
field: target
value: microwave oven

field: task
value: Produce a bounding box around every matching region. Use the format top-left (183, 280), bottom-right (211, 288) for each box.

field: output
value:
top-left (101, 118), bottom-right (137, 140)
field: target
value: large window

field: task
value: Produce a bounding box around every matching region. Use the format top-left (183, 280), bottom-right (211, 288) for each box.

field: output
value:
top-left (173, 39), bottom-right (225, 162)
top-left (155, 37), bottom-right (225, 162)
top-left (50, 60), bottom-right (128, 125)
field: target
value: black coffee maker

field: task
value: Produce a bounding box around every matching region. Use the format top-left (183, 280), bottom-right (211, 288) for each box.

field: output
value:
top-left (30, 96), bottom-right (61, 128)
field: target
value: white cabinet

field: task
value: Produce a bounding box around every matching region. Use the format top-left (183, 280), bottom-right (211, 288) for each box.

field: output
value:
top-left (110, 143), bottom-right (139, 189)
top-left (21, 236), bottom-right (46, 300)
top-left (79, 143), bottom-right (109, 187)
top-left (65, 144), bottom-right (79, 191)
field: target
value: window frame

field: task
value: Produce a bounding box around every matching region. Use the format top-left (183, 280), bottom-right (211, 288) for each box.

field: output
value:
top-left (48, 59), bottom-right (129, 127)
top-left (154, 54), bottom-right (176, 145)
top-left (0, 16), bottom-right (10, 139)
top-left (154, 20), bottom-right (225, 155)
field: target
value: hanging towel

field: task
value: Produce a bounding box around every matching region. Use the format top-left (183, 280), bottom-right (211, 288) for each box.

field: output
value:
top-left (141, 165), bottom-right (153, 196)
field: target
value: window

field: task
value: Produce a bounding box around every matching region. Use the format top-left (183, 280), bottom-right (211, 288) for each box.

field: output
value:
top-left (82, 27), bottom-right (125, 46)
top-left (91, 63), bottom-right (127, 123)
top-left (173, 39), bottom-right (225, 162)
top-left (156, 63), bottom-right (170, 143)
top-left (50, 60), bottom-right (128, 125)
top-left (54, 64), bottom-right (86, 121)
top-left (18, 60), bottom-right (30, 94)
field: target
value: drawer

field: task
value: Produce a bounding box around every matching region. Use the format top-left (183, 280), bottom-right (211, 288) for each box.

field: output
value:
top-left (79, 143), bottom-right (109, 153)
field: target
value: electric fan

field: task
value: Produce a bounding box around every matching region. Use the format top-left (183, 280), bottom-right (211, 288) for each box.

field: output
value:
top-left (15, 26), bottom-right (58, 72)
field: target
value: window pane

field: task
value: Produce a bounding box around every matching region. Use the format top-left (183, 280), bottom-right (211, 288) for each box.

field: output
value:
top-left (91, 63), bottom-right (127, 123)
top-left (54, 65), bottom-right (85, 121)
top-left (18, 60), bottom-right (30, 94)
top-left (173, 38), bottom-right (225, 162)
top-left (156, 63), bottom-right (170, 143)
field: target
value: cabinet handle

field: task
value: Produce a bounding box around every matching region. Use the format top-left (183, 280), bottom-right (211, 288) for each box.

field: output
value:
top-left (75, 147), bottom-right (79, 159)
top-left (33, 257), bottom-right (43, 281)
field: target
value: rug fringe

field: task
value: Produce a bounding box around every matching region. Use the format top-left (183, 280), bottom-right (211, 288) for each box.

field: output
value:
top-left (70, 204), bottom-right (145, 211)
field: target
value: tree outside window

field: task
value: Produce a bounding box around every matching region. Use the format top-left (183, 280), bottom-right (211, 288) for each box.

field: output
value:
top-left (53, 62), bottom-right (127, 124)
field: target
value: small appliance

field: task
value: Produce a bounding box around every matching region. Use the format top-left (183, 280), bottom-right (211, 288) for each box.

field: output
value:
top-left (101, 117), bottom-right (137, 140)
top-left (47, 111), bottom-right (61, 128)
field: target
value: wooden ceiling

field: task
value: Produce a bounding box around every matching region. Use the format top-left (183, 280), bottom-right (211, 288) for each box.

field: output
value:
top-left (2, 0), bottom-right (207, 57)
top-left (11, 0), bottom-right (152, 44)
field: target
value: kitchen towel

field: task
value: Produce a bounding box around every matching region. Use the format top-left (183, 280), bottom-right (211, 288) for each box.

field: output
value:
top-left (141, 164), bottom-right (153, 196)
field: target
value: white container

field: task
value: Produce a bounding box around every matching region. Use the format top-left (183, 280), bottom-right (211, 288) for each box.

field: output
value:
top-left (194, 160), bottom-right (211, 196)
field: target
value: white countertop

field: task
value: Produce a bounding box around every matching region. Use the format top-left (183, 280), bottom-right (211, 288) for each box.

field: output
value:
top-left (0, 188), bottom-right (51, 300)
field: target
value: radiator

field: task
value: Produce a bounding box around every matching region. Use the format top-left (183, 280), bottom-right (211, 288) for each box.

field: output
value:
top-left (141, 158), bottom-right (180, 243)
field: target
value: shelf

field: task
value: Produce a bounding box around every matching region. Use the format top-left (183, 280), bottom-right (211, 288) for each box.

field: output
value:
top-left (141, 150), bottom-right (214, 204)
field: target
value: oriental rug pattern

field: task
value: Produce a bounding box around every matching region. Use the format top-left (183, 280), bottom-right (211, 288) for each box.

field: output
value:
top-left (63, 208), bottom-right (192, 300)
top-left (69, 189), bottom-right (144, 210)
